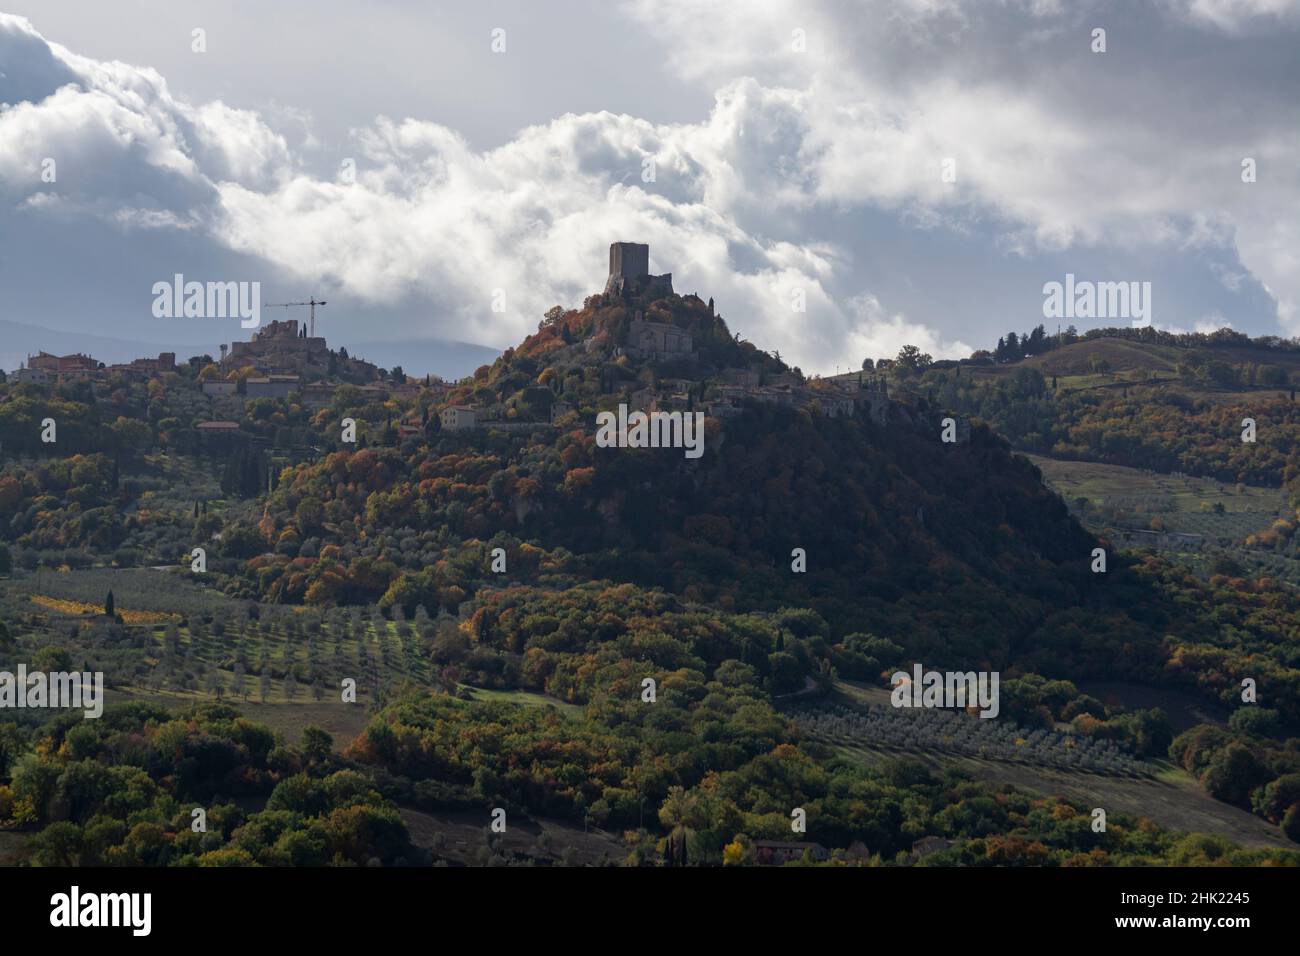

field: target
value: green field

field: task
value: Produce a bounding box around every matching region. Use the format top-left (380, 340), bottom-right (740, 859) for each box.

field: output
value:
top-left (816, 681), bottom-right (1290, 849)
top-left (110, 689), bottom-right (375, 752)
top-left (462, 685), bottom-right (582, 717)
top-left (0, 565), bottom-right (586, 757)
top-left (826, 739), bottom-right (1292, 849)
top-left (1026, 454), bottom-right (1287, 542)
top-left (0, 568), bottom-right (447, 712)
top-left (937, 336), bottom-right (1298, 401)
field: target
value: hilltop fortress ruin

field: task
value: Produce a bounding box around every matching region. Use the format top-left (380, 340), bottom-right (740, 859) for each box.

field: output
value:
top-left (590, 241), bottom-right (902, 427)
top-left (601, 242), bottom-right (695, 363)
top-left (604, 241), bottom-right (673, 299)
top-left (223, 319), bottom-right (328, 372)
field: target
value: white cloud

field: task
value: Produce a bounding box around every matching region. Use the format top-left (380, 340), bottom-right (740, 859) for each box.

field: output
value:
top-left (1157, 313), bottom-right (1234, 334)
top-left (2, 13), bottom-right (967, 369)
top-left (1167, 0), bottom-right (1300, 31)
top-left (2, 4), bottom-right (1297, 377)
top-left (623, 0), bottom-right (1300, 333)
top-left (845, 294), bottom-right (974, 365)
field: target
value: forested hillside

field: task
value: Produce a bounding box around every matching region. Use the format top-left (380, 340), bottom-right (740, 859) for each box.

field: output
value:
top-left (877, 325), bottom-right (1300, 842)
top-left (3, 285), bottom-right (1300, 863)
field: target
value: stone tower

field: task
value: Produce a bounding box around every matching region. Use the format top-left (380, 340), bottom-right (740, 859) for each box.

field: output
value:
top-left (608, 242), bottom-right (650, 283)
top-left (604, 242), bottom-right (671, 297)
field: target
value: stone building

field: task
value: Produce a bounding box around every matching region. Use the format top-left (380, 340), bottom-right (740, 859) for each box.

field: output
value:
top-left (625, 315), bottom-right (694, 361)
top-left (300, 382), bottom-right (337, 406)
top-left (720, 367), bottom-right (761, 387)
top-left (245, 375), bottom-right (300, 399)
top-left (440, 405), bottom-right (478, 431)
top-left (22, 351), bottom-right (100, 384)
top-left (860, 392), bottom-right (890, 425)
top-left (754, 385), bottom-right (794, 406)
top-left (628, 386), bottom-right (653, 411)
top-left (109, 352), bottom-right (175, 377)
top-left (224, 319), bottom-right (329, 373)
top-left (603, 241), bottom-right (674, 298)
top-left (820, 395), bottom-right (854, 418)
top-left (28, 351), bottom-right (97, 374)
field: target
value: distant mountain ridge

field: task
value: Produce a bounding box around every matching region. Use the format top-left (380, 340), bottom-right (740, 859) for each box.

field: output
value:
top-left (345, 339), bottom-right (500, 380)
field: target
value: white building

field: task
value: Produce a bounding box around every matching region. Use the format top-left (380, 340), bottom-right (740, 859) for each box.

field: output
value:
top-left (440, 406), bottom-right (479, 431)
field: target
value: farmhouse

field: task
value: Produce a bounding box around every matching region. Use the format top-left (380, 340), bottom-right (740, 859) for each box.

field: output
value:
top-left (441, 406), bottom-right (479, 431)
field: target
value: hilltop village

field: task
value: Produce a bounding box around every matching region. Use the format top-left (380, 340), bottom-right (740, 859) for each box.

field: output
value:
top-left (3, 244), bottom-right (1300, 869)
top-left (9, 317), bottom-right (382, 399)
top-left (3, 243), bottom-right (930, 459)
top-left (433, 243), bottom-right (906, 437)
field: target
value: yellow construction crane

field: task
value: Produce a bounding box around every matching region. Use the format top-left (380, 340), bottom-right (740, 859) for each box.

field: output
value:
top-left (264, 297), bottom-right (327, 337)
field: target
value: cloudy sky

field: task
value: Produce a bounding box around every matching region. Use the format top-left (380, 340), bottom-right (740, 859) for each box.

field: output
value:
top-left (1, 0), bottom-right (1297, 375)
